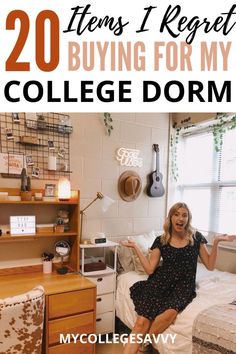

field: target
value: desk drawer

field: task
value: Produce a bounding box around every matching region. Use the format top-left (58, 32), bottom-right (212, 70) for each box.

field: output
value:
top-left (48, 289), bottom-right (95, 319)
top-left (49, 341), bottom-right (94, 354)
top-left (49, 312), bottom-right (94, 345)
top-left (88, 273), bottom-right (116, 295)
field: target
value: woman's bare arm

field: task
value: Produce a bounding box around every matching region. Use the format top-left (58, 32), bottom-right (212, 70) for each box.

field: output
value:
top-left (121, 240), bottom-right (161, 275)
top-left (199, 234), bottom-right (236, 271)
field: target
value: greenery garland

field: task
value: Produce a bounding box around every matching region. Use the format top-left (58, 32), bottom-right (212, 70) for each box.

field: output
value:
top-left (170, 117), bottom-right (195, 181)
top-left (170, 113), bottom-right (236, 181)
top-left (212, 113), bottom-right (236, 152)
top-left (103, 112), bottom-right (113, 136)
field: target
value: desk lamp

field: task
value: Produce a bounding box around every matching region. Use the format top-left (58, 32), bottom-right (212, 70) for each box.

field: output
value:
top-left (80, 192), bottom-right (114, 241)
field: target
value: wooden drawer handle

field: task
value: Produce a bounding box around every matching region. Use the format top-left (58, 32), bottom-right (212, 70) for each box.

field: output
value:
top-left (96, 318), bottom-right (102, 322)
top-left (97, 297), bottom-right (102, 302)
top-left (97, 278), bottom-right (103, 282)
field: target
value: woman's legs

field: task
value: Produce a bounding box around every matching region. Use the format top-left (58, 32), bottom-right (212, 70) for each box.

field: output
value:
top-left (149, 309), bottom-right (178, 335)
top-left (123, 315), bottom-right (151, 354)
top-left (122, 309), bottom-right (177, 354)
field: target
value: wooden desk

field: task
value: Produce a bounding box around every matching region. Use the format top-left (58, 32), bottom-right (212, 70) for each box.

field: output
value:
top-left (0, 272), bottom-right (96, 354)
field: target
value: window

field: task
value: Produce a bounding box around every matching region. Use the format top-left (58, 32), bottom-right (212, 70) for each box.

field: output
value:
top-left (176, 125), bottom-right (236, 246)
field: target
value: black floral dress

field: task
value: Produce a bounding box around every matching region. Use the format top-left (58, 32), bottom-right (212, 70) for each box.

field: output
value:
top-left (130, 231), bottom-right (207, 320)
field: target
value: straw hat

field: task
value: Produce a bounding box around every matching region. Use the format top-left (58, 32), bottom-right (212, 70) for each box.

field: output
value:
top-left (118, 171), bottom-right (142, 202)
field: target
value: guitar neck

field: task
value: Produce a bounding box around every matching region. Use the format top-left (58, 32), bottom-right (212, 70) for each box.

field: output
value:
top-left (155, 150), bottom-right (160, 172)
top-left (152, 144), bottom-right (160, 172)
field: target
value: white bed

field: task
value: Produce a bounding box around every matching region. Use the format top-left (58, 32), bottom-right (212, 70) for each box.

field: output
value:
top-left (115, 263), bottom-right (236, 354)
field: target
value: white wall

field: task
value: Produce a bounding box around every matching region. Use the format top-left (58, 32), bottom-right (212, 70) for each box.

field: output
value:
top-left (70, 113), bottom-right (170, 241)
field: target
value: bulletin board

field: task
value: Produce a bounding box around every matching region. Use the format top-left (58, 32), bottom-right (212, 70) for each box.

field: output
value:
top-left (0, 113), bottom-right (72, 180)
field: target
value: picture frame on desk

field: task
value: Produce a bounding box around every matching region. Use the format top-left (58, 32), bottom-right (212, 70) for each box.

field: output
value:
top-left (44, 183), bottom-right (56, 197)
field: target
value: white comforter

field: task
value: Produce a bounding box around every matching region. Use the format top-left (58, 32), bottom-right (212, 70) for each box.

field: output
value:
top-left (115, 264), bottom-right (236, 354)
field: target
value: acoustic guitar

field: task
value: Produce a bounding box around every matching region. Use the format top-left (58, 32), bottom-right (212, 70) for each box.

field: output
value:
top-left (147, 144), bottom-right (165, 197)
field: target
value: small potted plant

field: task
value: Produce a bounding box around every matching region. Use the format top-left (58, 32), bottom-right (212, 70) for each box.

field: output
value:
top-left (20, 168), bottom-right (32, 201)
top-left (42, 252), bottom-right (54, 274)
top-left (54, 217), bottom-right (65, 233)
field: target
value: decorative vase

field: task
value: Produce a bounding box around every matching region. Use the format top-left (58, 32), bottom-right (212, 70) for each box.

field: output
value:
top-left (20, 191), bottom-right (32, 201)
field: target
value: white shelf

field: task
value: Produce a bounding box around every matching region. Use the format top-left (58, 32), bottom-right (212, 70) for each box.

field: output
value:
top-left (80, 241), bottom-right (119, 276)
top-left (81, 266), bottom-right (116, 276)
top-left (80, 240), bottom-right (119, 248)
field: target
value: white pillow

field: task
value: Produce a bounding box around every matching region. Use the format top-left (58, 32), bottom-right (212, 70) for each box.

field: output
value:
top-left (129, 230), bottom-right (158, 255)
top-left (132, 250), bottom-right (152, 275)
top-left (117, 244), bottom-right (134, 273)
top-left (117, 230), bottom-right (161, 274)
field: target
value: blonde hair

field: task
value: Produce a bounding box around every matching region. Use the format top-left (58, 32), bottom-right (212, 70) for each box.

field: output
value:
top-left (161, 202), bottom-right (194, 245)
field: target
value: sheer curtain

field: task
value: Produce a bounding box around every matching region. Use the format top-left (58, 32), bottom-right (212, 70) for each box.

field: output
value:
top-left (176, 127), bottom-right (236, 247)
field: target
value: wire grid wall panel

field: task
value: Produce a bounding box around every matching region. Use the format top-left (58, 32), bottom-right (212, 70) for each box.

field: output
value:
top-left (0, 113), bottom-right (72, 181)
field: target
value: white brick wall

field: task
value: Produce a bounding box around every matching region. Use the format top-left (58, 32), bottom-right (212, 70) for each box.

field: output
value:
top-left (70, 113), bottom-right (170, 240)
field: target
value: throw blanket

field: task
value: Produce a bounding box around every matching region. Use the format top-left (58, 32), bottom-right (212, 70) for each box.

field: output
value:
top-left (192, 302), bottom-right (236, 354)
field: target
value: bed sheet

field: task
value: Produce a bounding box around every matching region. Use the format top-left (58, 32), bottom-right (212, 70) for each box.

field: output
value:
top-left (115, 264), bottom-right (236, 354)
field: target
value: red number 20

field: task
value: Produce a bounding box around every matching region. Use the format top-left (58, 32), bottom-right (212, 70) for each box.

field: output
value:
top-left (6, 10), bottom-right (59, 72)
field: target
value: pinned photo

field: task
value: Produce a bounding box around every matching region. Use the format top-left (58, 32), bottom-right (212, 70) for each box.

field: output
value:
top-left (5, 128), bottom-right (14, 140)
top-left (58, 147), bottom-right (65, 158)
top-left (12, 113), bottom-right (20, 123)
top-left (32, 167), bottom-right (40, 178)
top-left (60, 161), bottom-right (68, 172)
top-left (48, 139), bottom-right (55, 150)
top-left (26, 155), bottom-right (34, 166)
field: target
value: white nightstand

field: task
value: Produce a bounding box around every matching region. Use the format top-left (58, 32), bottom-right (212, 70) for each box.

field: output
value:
top-left (80, 240), bottom-right (119, 335)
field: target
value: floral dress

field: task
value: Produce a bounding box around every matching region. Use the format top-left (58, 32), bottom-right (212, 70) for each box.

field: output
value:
top-left (130, 231), bottom-right (207, 320)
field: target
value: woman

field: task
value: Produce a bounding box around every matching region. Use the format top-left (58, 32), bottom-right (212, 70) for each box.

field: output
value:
top-left (122, 202), bottom-right (236, 354)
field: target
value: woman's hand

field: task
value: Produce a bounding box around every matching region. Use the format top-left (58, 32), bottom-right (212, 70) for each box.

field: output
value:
top-left (120, 239), bottom-right (137, 249)
top-left (214, 234), bottom-right (236, 242)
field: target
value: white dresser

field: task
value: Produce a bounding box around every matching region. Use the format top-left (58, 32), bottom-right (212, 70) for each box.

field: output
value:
top-left (80, 241), bottom-right (119, 334)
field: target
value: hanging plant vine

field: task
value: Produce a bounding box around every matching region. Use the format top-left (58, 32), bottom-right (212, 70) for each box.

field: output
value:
top-left (171, 113), bottom-right (236, 182)
top-left (212, 113), bottom-right (236, 152)
top-left (170, 117), bottom-right (195, 182)
top-left (103, 112), bottom-right (113, 136)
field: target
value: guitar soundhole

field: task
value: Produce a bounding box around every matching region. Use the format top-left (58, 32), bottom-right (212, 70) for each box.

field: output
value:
top-left (156, 176), bottom-right (160, 182)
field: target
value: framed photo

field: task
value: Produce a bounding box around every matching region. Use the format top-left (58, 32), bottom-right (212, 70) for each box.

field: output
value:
top-left (45, 183), bottom-right (56, 197)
